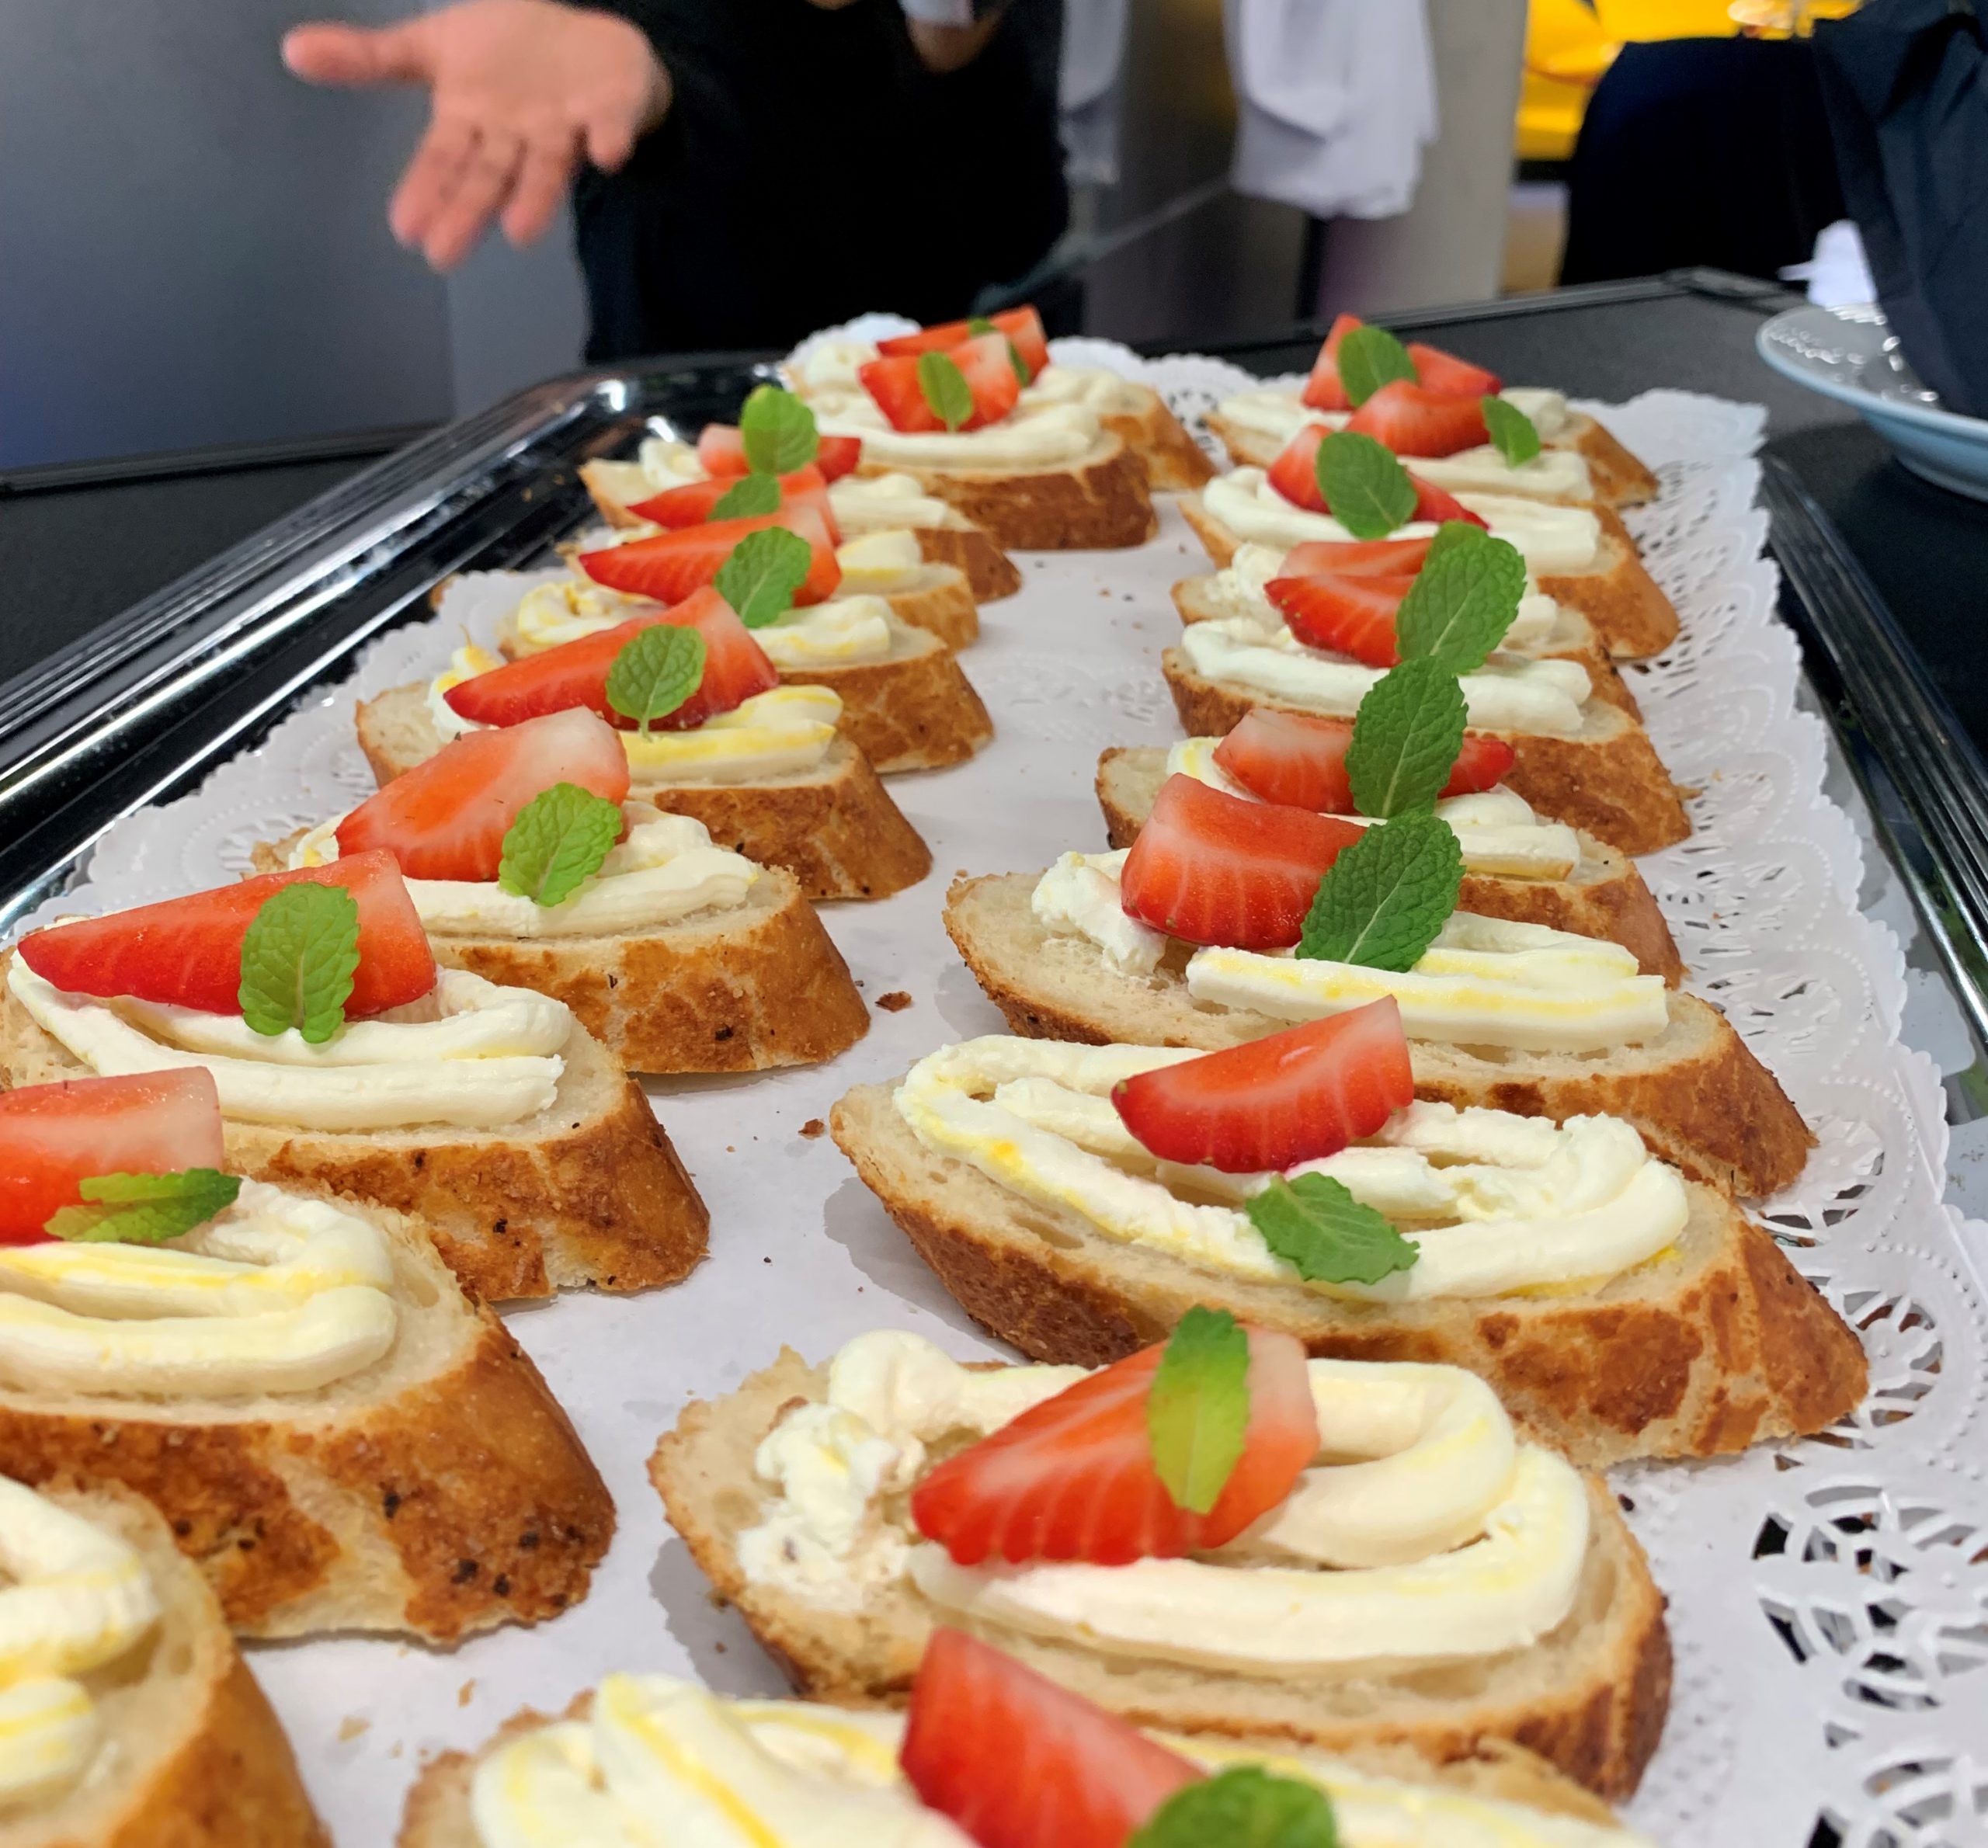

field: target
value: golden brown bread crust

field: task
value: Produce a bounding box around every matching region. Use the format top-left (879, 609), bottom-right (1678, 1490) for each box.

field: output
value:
top-left (1158, 651), bottom-right (1691, 856)
top-left (648, 1351), bottom-right (1673, 1800)
top-left (828, 1079), bottom-right (1867, 1465)
top-left (854, 434), bottom-right (1158, 551)
top-left (780, 640), bottom-right (993, 775)
top-left (1571, 416), bottom-right (1660, 507)
top-left (914, 525), bottom-right (1023, 602)
top-left (1100, 388), bottom-right (1218, 491)
top-left (876, 569), bottom-right (979, 649)
top-left (1093, 746), bottom-right (1684, 983)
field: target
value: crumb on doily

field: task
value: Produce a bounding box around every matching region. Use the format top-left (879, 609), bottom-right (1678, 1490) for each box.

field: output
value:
top-left (457, 1680), bottom-right (476, 1707)
top-left (800, 1118), bottom-right (826, 1139)
top-left (878, 991), bottom-right (914, 1012)
top-left (339, 1716), bottom-right (370, 1742)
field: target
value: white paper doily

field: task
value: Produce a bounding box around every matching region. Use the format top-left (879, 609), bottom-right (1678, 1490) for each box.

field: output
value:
top-left (19, 346), bottom-right (1988, 1848)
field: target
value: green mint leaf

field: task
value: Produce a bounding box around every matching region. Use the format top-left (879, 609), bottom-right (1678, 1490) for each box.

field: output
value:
top-left (1345, 658), bottom-right (1468, 818)
top-left (44, 1169), bottom-right (242, 1245)
top-left (1333, 324), bottom-right (1417, 408)
top-left (966, 316), bottom-right (996, 335)
top-left (1145, 1305), bottom-right (1250, 1516)
top-left (1247, 1173), bottom-right (1418, 1287)
top-left (497, 783), bottom-right (625, 908)
top-left (1480, 394), bottom-right (1541, 466)
top-left (1297, 810), bottom-right (1462, 971)
top-left (710, 473), bottom-right (782, 519)
top-left (1129, 1767), bottom-right (1340, 1848)
top-left (739, 384), bottom-right (818, 474)
top-left (1392, 524), bottom-right (1527, 673)
top-left (605, 624), bottom-right (707, 737)
top-left (238, 881), bottom-right (360, 1044)
top-left (1315, 432), bottom-right (1417, 540)
top-left (713, 526), bottom-right (814, 629)
top-left (917, 351), bottom-right (975, 432)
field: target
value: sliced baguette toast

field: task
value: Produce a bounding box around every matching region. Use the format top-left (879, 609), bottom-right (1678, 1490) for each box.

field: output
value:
top-left (943, 873), bottom-right (1813, 1197)
top-left (850, 563), bottom-right (980, 649)
top-left (1, 961), bottom-right (708, 1304)
top-left (11, 1485), bottom-right (328, 1848)
top-left (356, 684), bottom-right (933, 902)
top-left (0, 1194), bottom-right (613, 1640)
top-left (853, 431), bottom-right (1157, 551)
top-left (1179, 493), bottom-right (1679, 661)
top-left (1160, 648), bottom-right (1690, 856)
top-left (1099, 382), bottom-right (1218, 491)
top-left (910, 522), bottom-right (1024, 603)
top-left (648, 1348), bottom-right (1672, 1800)
top-left (829, 1079), bottom-right (1866, 1466)
top-left (1095, 747), bottom-right (1684, 982)
top-left (251, 835), bottom-right (869, 1076)
top-left (1170, 572), bottom-right (1642, 720)
top-left (767, 620), bottom-right (992, 774)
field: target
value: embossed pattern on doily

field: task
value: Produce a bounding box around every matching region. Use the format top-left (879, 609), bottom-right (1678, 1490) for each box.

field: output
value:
top-left (17, 349), bottom-right (1988, 1846)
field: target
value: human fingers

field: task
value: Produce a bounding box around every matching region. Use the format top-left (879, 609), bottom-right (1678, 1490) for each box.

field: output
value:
top-left (499, 130), bottom-right (580, 245)
top-left (422, 129), bottom-right (526, 268)
top-left (388, 113), bottom-right (478, 249)
top-left (280, 19), bottom-right (435, 86)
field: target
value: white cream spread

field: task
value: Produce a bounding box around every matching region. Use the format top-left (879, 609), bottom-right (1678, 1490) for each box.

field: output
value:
top-left (808, 391), bottom-right (1102, 470)
top-left (892, 1040), bottom-right (1687, 1302)
top-left (832, 529), bottom-right (926, 589)
top-left (739, 1331), bottom-right (1593, 1671)
top-left (9, 962), bottom-right (572, 1134)
top-left (830, 473), bottom-right (955, 534)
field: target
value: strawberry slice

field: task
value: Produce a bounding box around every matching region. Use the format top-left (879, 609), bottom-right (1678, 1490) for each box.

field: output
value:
top-left (911, 1329), bottom-right (1317, 1565)
top-left (875, 305), bottom-right (1051, 379)
top-left (1282, 537), bottom-right (1432, 580)
top-left (1266, 571), bottom-right (1413, 667)
top-left (443, 588), bottom-right (777, 733)
top-left (815, 434), bottom-right (863, 481)
top-left (627, 464), bottom-right (840, 544)
top-left (697, 425), bottom-right (749, 476)
top-left (859, 331), bottom-right (1023, 435)
top-left (1409, 473), bottom-right (1489, 529)
top-left (1211, 708), bottom-right (1517, 813)
top-left (335, 707), bottom-right (631, 882)
top-left (900, 1631), bottom-right (1201, 1848)
top-left (1113, 999), bottom-right (1413, 1173)
top-left (1299, 311), bottom-right (1364, 412)
top-left (1347, 380), bottom-right (1489, 459)
top-left (0, 1071), bottom-right (226, 1246)
top-left (1405, 342), bottom-right (1501, 398)
top-left (19, 851), bottom-right (435, 1021)
top-left (1264, 423), bottom-right (1329, 513)
top-left (578, 505), bottom-right (841, 607)
top-left (1119, 776), bottom-right (1363, 950)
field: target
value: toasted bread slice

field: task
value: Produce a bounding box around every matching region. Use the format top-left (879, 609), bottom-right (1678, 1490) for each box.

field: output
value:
top-left (12, 1485), bottom-right (328, 1848)
top-left (1159, 649), bottom-right (1689, 856)
top-left (648, 1349), bottom-right (1671, 1800)
top-left (1, 963), bottom-right (708, 1304)
top-left (829, 1079), bottom-right (1865, 1466)
top-left (943, 873), bottom-right (1812, 1197)
top-left (1094, 747), bottom-right (1683, 982)
top-left (771, 621), bottom-right (992, 774)
top-left (854, 563), bottom-right (980, 649)
top-left (251, 834), bottom-right (869, 1076)
top-left (355, 684), bottom-right (933, 903)
top-left (1100, 383), bottom-right (1218, 491)
top-left (912, 523), bottom-right (1023, 602)
top-left (398, 1690), bottom-right (1633, 1846)
top-left (1179, 494), bottom-right (1678, 661)
top-left (854, 432), bottom-right (1158, 551)
top-left (0, 1194), bottom-right (613, 1639)
top-left (1170, 573), bottom-right (1642, 720)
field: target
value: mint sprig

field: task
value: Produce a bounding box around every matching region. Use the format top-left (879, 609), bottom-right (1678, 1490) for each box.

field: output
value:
top-left (44, 1169), bottom-right (242, 1245)
top-left (1248, 1173), bottom-right (1418, 1287)
top-left (1334, 325), bottom-right (1417, 408)
top-left (1298, 811), bottom-right (1462, 971)
top-left (238, 882), bottom-right (361, 1044)
top-left (917, 351), bottom-right (974, 432)
top-left (1481, 394), bottom-right (1541, 466)
top-left (1130, 1767), bottom-right (1340, 1848)
top-left (1392, 524), bottom-right (1527, 674)
top-left (606, 624), bottom-right (706, 736)
top-left (714, 526), bottom-right (814, 628)
top-left (710, 474), bottom-right (782, 520)
top-left (498, 783), bottom-right (624, 907)
top-left (1146, 1306), bottom-right (1250, 1516)
top-left (1344, 658), bottom-right (1468, 819)
top-left (1314, 432), bottom-right (1416, 540)
top-left (739, 384), bottom-right (818, 474)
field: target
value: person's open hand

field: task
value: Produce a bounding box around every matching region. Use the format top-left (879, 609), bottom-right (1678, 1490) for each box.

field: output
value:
top-left (283, 0), bottom-right (669, 269)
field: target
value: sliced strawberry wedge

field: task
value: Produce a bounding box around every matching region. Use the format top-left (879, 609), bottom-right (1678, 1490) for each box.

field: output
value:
top-left (0, 1071), bottom-right (225, 1246)
top-left (1211, 708), bottom-right (1516, 813)
top-left (1119, 776), bottom-right (1364, 950)
top-left (901, 1631), bottom-right (1201, 1848)
top-left (1266, 571), bottom-right (1414, 667)
top-left (627, 464), bottom-right (839, 544)
top-left (876, 305), bottom-right (1051, 378)
top-left (911, 1329), bottom-right (1317, 1565)
top-left (335, 708), bottom-right (630, 881)
top-left (860, 331), bottom-right (1023, 434)
top-left (697, 425), bottom-right (750, 476)
top-left (1405, 342), bottom-right (1501, 398)
top-left (1265, 423), bottom-right (1329, 512)
top-left (1409, 473), bottom-right (1489, 529)
top-left (578, 505), bottom-right (841, 606)
top-left (1348, 380), bottom-right (1489, 458)
top-left (1113, 1000), bottom-right (1413, 1174)
top-left (18, 852), bottom-right (435, 1020)
top-left (815, 434), bottom-right (863, 481)
top-left (1299, 311), bottom-right (1364, 412)
top-left (1282, 537), bottom-right (1433, 580)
